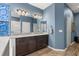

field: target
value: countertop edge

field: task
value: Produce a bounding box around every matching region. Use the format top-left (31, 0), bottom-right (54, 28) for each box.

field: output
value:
top-left (10, 32), bottom-right (49, 39)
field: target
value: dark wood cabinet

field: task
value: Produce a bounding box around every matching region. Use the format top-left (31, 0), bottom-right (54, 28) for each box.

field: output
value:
top-left (36, 35), bottom-right (48, 49)
top-left (16, 37), bottom-right (29, 56)
top-left (27, 37), bottom-right (37, 53)
top-left (16, 35), bottom-right (48, 56)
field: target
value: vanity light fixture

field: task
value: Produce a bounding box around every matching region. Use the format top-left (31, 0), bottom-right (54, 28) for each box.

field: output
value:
top-left (16, 8), bottom-right (22, 16)
top-left (38, 14), bottom-right (43, 19)
top-left (21, 9), bottom-right (26, 16)
top-left (22, 9), bottom-right (29, 16)
top-left (15, 8), bottom-right (42, 18)
top-left (32, 13), bottom-right (43, 19)
top-left (25, 11), bottom-right (29, 16)
top-left (32, 13), bottom-right (38, 19)
top-left (16, 8), bottom-right (29, 16)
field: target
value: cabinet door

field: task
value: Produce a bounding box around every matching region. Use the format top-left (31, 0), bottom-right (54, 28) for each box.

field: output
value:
top-left (16, 38), bottom-right (29, 56)
top-left (28, 37), bottom-right (37, 53)
top-left (37, 35), bottom-right (48, 49)
top-left (42, 35), bottom-right (48, 46)
top-left (16, 37), bottom-right (37, 56)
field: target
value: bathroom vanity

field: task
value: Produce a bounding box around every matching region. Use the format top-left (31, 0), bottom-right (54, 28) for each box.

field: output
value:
top-left (10, 32), bottom-right (48, 56)
top-left (0, 4), bottom-right (48, 56)
top-left (9, 10), bottom-right (48, 56)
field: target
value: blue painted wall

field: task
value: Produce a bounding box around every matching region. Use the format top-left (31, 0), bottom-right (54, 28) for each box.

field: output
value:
top-left (8, 3), bottom-right (43, 16)
top-left (43, 3), bottom-right (66, 49)
top-left (55, 3), bottom-right (66, 49)
top-left (43, 4), bottom-right (56, 48)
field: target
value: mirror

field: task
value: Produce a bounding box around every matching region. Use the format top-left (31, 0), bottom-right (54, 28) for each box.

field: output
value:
top-left (21, 16), bottom-right (31, 34)
top-left (40, 21), bottom-right (47, 32)
top-left (11, 17), bottom-right (21, 35)
top-left (10, 16), bottom-right (47, 35)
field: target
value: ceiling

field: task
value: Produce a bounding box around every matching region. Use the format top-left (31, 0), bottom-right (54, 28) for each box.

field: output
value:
top-left (29, 3), bottom-right (79, 13)
top-left (29, 3), bottom-right (52, 10)
top-left (67, 3), bottom-right (79, 13)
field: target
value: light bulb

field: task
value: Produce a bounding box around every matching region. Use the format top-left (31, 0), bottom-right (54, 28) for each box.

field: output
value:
top-left (22, 10), bottom-right (25, 16)
top-left (16, 9), bottom-right (22, 15)
top-left (25, 12), bottom-right (29, 16)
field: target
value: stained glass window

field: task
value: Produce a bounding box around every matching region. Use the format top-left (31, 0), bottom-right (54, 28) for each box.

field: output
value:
top-left (0, 4), bottom-right (10, 36)
top-left (0, 4), bottom-right (9, 21)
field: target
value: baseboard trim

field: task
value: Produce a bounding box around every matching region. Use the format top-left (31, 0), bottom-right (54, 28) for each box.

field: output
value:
top-left (48, 42), bottom-right (75, 52)
top-left (70, 42), bottom-right (75, 46)
top-left (48, 46), bottom-right (66, 51)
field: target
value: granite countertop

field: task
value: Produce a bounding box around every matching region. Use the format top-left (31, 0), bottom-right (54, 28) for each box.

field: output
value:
top-left (10, 32), bottom-right (48, 39)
